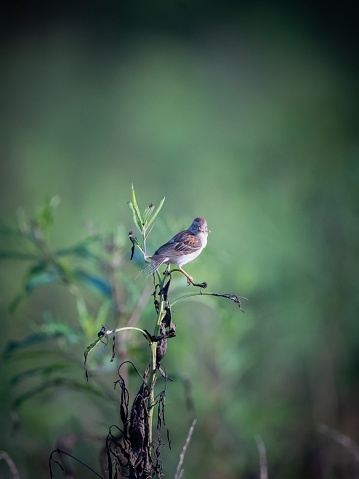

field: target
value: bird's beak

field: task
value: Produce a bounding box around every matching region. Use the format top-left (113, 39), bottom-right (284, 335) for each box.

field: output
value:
top-left (199, 224), bottom-right (210, 233)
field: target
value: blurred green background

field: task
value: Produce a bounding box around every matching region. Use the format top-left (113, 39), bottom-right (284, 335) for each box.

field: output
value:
top-left (1, 1), bottom-right (359, 478)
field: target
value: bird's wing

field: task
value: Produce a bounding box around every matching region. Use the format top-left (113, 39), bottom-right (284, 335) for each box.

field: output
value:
top-left (142, 231), bottom-right (201, 276)
top-left (155, 231), bottom-right (202, 257)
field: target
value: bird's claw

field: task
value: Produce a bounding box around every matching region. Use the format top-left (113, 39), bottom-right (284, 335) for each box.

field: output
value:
top-left (192, 281), bottom-right (208, 289)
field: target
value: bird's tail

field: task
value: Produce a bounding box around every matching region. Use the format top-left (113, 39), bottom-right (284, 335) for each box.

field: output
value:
top-left (140, 256), bottom-right (166, 278)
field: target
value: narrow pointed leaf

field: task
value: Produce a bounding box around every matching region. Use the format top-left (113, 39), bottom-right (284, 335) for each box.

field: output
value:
top-left (130, 184), bottom-right (143, 230)
top-left (36, 196), bottom-right (60, 230)
top-left (146, 197), bottom-right (165, 229)
top-left (75, 270), bottom-right (113, 298)
top-left (129, 202), bottom-right (143, 233)
top-left (0, 251), bottom-right (38, 260)
top-left (54, 234), bottom-right (102, 258)
top-left (143, 203), bottom-right (155, 222)
top-left (3, 333), bottom-right (50, 357)
top-left (0, 226), bottom-right (22, 236)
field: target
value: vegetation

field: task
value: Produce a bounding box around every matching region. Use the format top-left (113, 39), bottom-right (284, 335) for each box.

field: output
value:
top-left (0, 187), bottom-right (243, 478)
top-left (1, 4), bottom-right (358, 477)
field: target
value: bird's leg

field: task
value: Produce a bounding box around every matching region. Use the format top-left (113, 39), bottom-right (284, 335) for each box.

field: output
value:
top-left (171, 267), bottom-right (207, 288)
top-left (178, 267), bottom-right (194, 285)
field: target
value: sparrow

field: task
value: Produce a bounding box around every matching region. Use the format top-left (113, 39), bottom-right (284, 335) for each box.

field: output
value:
top-left (144, 217), bottom-right (209, 284)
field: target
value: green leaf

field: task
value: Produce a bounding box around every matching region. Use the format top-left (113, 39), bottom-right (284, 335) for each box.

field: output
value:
top-left (129, 202), bottom-right (143, 233)
top-left (54, 234), bottom-right (102, 258)
top-left (13, 377), bottom-right (107, 409)
top-left (11, 364), bottom-right (71, 385)
top-left (131, 184), bottom-right (143, 224)
top-left (84, 337), bottom-right (102, 359)
top-left (36, 196), bottom-right (60, 231)
top-left (0, 251), bottom-right (37, 260)
top-left (94, 300), bottom-right (112, 331)
top-left (2, 333), bottom-right (53, 358)
top-left (24, 263), bottom-right (62, 293)
top-left (143, 204), bottom-right (154, 222)
top-left (41, 317), bottom-right (81, 344)
top-left (0, 225), bottom-right (22, 236)
top-left (9, 262), bottom-right (65, 312)
top-left (74, 270), bottom-right (113, 298)
top-left (76, 296), bottom-right (105, 337)
top-left (129, 184), bottom-right (143, 232)
top-left (146, 196), bottom-right (165, 230)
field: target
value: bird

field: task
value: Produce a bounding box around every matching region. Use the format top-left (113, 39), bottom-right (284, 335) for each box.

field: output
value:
top-left (144, 217), bottom-right (209, 284)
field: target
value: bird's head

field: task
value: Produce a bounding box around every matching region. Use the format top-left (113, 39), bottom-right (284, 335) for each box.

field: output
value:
top-left (189, 217), bottom-right (210, 235)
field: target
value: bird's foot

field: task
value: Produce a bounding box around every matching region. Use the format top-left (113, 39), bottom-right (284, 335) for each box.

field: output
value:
top-left (172, 268), bottom-right (207, 288)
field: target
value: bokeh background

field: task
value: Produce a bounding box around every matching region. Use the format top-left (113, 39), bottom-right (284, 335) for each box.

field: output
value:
top-left (1, 1), bottom-right (359, 478)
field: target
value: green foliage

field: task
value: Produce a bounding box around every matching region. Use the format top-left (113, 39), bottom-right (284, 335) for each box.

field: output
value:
top-left (35, 196), bottom-right (60, 232)
top-left (0, 197), bottom-right (145, 435)
top-left (129, 186), bottom-right (142, 233)
top-left (0, 190), bottom-right (245, 479)
top-left (128, 184), bottom-right (165, 254)
top-left (1, 14), bottom-right (358, 477)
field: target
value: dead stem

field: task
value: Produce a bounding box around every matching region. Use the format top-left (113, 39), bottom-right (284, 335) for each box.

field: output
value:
top-left (174, 419), bottom-right (197, 479)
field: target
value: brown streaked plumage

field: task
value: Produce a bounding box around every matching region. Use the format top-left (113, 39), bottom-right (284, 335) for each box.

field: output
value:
top-left (144, 217), bottom-right (209, 284)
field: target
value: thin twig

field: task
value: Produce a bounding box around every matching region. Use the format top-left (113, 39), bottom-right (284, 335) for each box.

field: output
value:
top-left (0, 451), bottom-right (20, 479)
top-left (318, 423), bottom-right (359, 463)
top-left (174, 419), bottom-right (197, 479)
top-left (255, 435), bottom-right (268, 479)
